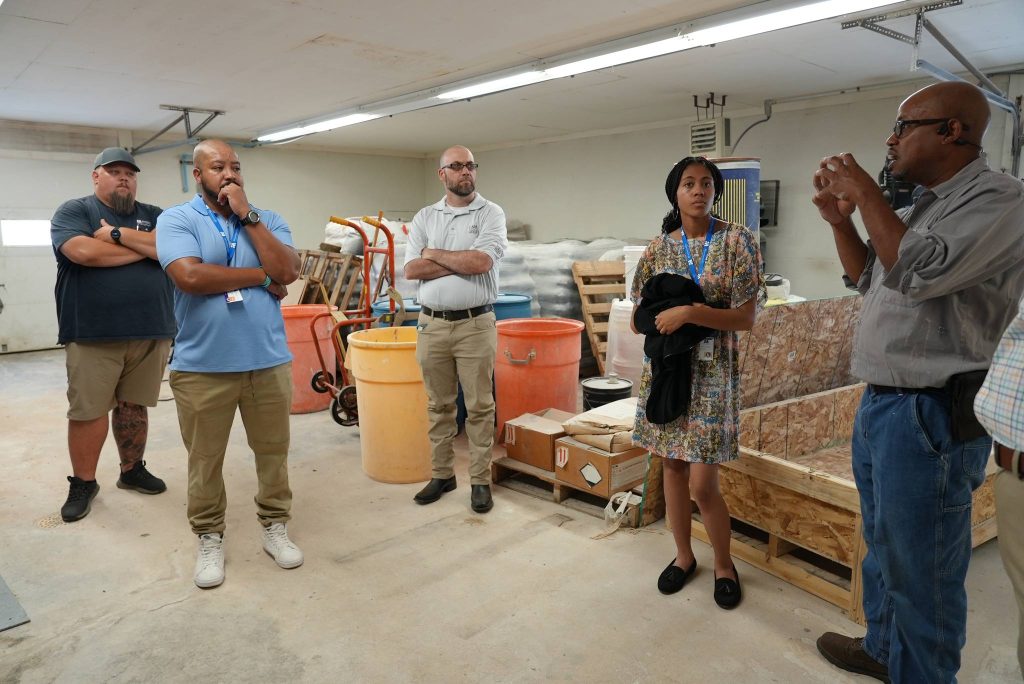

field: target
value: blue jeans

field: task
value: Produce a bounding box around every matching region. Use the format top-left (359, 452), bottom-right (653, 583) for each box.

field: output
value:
top-left (853, 386), bottom-right (990, 684)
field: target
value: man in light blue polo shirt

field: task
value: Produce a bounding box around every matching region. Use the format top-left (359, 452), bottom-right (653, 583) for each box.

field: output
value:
top-left (156, 139), bottom-right (302, 589)
top-left (405, 145), bottom-right (507, 513)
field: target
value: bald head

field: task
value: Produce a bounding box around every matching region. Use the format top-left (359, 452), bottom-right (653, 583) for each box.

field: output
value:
top-left (903, 82), bottom-right (989, 146)
top-left (193, 139), bottom-right (234, 169)
top-left (439, 145), bottom-right (473, 169)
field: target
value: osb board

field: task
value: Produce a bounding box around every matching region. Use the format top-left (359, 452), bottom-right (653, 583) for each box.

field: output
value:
top-left (789, 446), bottom-right (854, 481)
top-left (737, 295), bottom-right (862, 408)
top-left (719, 466), bottom-right (860, 566)
top-left (740, 384), bottom-right (865, 461)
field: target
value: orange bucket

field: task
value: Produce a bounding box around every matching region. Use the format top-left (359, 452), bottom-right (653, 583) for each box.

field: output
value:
top-left (281, 304), bottom-right (336, 414)
top-left (495, 317), bottom-right (585, 439)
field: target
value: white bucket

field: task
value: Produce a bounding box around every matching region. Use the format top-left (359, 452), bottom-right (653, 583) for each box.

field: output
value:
top-left (605, 298), bottom-right (645, 392)
top-left (623, 246), bottom-right (646, 293)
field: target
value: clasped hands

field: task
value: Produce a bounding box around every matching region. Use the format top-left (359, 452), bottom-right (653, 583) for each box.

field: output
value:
top-left (812, 153), bottom-right (875, 225)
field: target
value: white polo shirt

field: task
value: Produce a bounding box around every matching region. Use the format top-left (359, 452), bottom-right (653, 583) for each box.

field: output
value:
top-left (404, 193), bottom-right (508, 311)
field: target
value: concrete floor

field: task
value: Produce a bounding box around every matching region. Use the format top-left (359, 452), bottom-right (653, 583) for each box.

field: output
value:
top-left (0, 349), bottom-right (1020, 684)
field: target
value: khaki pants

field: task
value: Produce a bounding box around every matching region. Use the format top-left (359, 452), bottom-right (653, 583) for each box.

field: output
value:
top-left (415, 312), bottom-right (497, 485)
top-left (169, 363), bottom-right (293, 535)
top-left (65, 339), bottom-right (171, 420)
top-left (996, 467), bottom-right (1024, 672)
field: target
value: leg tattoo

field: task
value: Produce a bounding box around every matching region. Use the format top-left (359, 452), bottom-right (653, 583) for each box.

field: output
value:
top-left (112, 401), bottom-right (148, 470)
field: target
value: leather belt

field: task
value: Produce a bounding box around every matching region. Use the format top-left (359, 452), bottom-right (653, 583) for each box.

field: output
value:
top-left (995, 444), bottom-right (1024, 479)
top-left (421, 304), bottom-right (493, 321)
top-left (868, 384), bottom-right (946, 397)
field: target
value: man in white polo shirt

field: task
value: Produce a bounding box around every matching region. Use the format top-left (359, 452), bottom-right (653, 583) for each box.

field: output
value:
top-left (404, 145), bottom-right (508, 513)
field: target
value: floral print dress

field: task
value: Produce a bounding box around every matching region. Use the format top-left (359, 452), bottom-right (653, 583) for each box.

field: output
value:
top-left (631, 220), bottom-right (764, 463)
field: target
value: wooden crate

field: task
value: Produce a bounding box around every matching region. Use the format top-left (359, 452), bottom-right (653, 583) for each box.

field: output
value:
top-left (571, 261), bottom-right (626, 375)
top-left (709, 384), bottom-right (999, 625)
top-left (299, 251), bottom-right (363, 310)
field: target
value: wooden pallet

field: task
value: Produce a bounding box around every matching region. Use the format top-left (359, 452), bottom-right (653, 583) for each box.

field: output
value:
top-left (571, 261), bottom-right (626, 375)
top-left (492, 455), bottom-right (664, 528)
top-left (298, 251), bottom-right (364, 310)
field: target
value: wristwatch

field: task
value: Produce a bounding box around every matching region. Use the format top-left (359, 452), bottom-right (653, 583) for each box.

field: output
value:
top-left (240, 209), bottom-right (261, 226)
top-left (110, 228), bottom-right (122, 244)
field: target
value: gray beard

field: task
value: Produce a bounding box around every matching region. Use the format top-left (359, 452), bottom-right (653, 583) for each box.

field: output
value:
top-left (447, 179), bottom-right (475, 197)
top-left (110, 190), bottom-right (136, 216)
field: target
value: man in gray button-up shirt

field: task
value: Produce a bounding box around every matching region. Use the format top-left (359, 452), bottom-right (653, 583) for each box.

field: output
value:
top-left (811, 82), bottom-right (1024, 683)
top-left (404, 145), bottom-right (508, 514)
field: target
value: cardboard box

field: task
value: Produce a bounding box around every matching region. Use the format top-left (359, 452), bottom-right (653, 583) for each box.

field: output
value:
top-left (553, 436), bottom-right (648, 499)
top-left (504, 409), bottom-right (576, 471)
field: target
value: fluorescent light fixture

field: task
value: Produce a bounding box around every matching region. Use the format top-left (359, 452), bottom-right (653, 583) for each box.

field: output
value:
top-left (257, 113), bottom-right (381, 142)
top-left (436, 72), bottom-right (553, 100)
top-left (682, 0), bottom-right (904, 46)
top-left (545, 37), bottom-right (687, 78)
top-left (258, 0), bottom-right (910, 138)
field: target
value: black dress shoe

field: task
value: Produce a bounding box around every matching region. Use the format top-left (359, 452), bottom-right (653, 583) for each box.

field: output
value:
top-left (657, 557), bottom-right (697, 594)
top-left (714, 564), bottom-right (742, 609)
top-left (414, 476), bottom-right (457, 505)
top-left (470, 484), bottom-right (493, 513)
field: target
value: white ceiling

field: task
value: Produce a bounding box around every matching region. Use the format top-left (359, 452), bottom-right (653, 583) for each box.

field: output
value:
top-left (0, 0), bottom-right (1022, 155)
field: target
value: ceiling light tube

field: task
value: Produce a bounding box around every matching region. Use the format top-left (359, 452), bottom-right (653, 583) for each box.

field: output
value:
top-left (544, 37), bottom-right (688, 78)
top-left (436, 72), bottom-right (553, 100)
top-left (681, 0), bottom-right (908, 47)
top-left (257, 113), bottom-right (381, 142)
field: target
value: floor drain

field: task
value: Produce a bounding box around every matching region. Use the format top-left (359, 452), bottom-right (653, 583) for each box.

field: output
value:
top-left (37, 514), bottom-right (65, 529)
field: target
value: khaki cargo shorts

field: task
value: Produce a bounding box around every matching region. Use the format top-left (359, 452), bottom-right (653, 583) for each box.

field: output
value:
top-left (65, 339), bottom-right (172, 421)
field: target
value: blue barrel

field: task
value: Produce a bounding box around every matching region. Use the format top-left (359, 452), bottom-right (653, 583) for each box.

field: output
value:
top-left (494, 293), bottom-right (532, 320)
top-left (714, 158), bottom-right (760, 234)
top-left (371, 297), bottom-right (420, 326)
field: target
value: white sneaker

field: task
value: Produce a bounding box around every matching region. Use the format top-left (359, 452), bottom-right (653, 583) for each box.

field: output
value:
top-left (262, 522), bottom-right (303, 569)
top-left (194, 533), bottom-right (225, 588)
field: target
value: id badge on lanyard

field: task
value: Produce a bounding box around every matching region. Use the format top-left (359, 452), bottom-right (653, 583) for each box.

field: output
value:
top-left (209, 212), bottom-right (244, 303)
top-left (682, 218), bottom-right (716, 361)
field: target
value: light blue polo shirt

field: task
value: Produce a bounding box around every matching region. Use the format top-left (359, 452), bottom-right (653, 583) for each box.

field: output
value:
top-left (156, 194), bottom-right (293, 372)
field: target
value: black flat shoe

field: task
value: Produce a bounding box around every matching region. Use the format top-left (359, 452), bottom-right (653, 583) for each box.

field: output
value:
top-left (471, 484), bottom-right (493, 513)
top-left (414, 476), bottom-right (457, 505)
top-left (657, 557), bottom-right (697, 594)
top-left (714, 564), bottom-right (742, 609)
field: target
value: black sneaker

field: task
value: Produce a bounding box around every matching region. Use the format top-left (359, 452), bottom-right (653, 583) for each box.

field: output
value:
top-left (117, 460), bottom-right (167, 495)
top-left (61, 476), bottom-right (99, 522)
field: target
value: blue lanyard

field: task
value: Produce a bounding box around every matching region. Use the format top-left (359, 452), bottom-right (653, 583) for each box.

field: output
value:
top-left (208, 212), bottom-right (241, 266)
top-left (681, 217), bottom-right (716, 285)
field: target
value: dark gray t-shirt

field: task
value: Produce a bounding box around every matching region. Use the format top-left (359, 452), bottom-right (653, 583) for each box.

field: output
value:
top-left (51, 195), bottom-right (176, 344)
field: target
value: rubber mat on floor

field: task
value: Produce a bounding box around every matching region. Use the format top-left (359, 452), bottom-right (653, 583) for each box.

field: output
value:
top-left (0, 574), bottom-right (29, 632)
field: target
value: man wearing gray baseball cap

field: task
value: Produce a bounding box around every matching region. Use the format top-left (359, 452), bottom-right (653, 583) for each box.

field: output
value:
top-left (50, 147), bottom-right (176, 522)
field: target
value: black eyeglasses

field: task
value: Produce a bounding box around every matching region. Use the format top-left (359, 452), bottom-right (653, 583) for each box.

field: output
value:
top-left (891, 118), bottom-right (969, 139)
top-left (441, 162), bottom-right (479, 172)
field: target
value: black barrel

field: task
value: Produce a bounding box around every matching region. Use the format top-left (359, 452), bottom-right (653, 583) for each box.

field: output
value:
top-left (581, 375), bottom-right (633, 411)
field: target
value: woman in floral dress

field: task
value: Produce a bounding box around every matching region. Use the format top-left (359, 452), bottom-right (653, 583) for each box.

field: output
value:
top-left (631, 156), bottom-right (764, 608)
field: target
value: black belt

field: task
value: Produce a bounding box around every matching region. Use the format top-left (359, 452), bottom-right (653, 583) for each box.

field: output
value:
top-left (421, 304), bottom-right (493, 321)
top-left (869, 384), bottom-right (947, 397)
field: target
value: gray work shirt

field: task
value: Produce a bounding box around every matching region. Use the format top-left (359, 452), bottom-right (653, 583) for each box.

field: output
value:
top-left (852, 157), bottom-right (1024, 387)
top-left (404, 193), bottom-right (507, 310)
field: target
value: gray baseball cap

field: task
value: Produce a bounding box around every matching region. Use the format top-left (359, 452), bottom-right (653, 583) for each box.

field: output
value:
top-left (93, 147), bottom-right (140, 172)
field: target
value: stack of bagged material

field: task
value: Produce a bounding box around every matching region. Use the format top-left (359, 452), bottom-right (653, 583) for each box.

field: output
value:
top-left (562, 397), bottom-right (637, 451)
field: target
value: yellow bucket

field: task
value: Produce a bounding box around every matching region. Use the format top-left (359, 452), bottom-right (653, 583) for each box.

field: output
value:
top-left (346, 327), bottom-right (431, 483)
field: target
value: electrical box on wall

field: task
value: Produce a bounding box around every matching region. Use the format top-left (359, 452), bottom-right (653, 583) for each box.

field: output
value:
top-left (760, 180), bottom-right (779, 227)
top-left (689, 118), bottom-right (730, 157)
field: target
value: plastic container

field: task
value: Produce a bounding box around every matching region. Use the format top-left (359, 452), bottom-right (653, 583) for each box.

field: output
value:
top-left (494, 317), bottom-right (585, 439)
top-left (370, 297), bottom-right (421, 327)
top-left (623, 246), bottom-right (646, 294)
top-left (281, 304), bottom-right (336, 414)
top-left (715, 158), bottom-right (761, 233)
top-left (581, 375), bottom-right (634, 410)
top-left (605, 298), bottom-right (644, 392)
top-left (346, 327), bottom-right (431, 483)
top-left (494, 293), bottom-right (532, 320)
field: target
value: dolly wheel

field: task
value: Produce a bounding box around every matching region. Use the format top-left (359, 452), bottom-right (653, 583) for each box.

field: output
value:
top-left (311, 370), bottom-right (334, 394)
top-left (331, 386), bottom-right (359, 427)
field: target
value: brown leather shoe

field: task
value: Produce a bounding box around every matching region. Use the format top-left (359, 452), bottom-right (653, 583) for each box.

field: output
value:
top-left (816, 632), bottom-right (890, 683)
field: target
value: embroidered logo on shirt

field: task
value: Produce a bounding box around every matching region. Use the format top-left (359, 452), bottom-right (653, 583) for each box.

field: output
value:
top-left (469, 224), bottom-right (480, 235)
top-left (136, 219), bottom-right (153, 232)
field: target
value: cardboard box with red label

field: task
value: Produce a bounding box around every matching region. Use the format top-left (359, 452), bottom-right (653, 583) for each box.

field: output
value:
top-left (504, 409), bottom-right (576, 471)
top-left (553, 436), bottom-right (648, 499)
